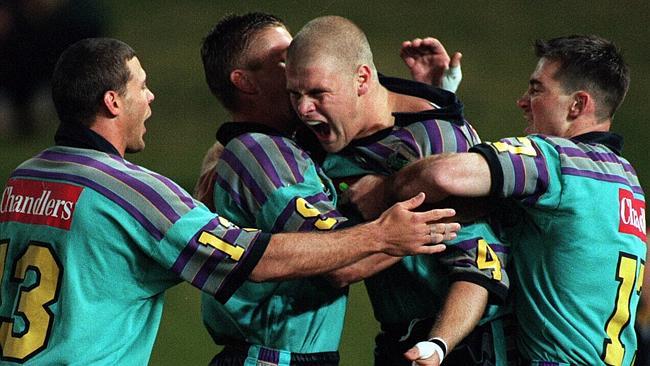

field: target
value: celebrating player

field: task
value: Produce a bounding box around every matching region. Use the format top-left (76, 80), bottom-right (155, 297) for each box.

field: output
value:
top-left (0, 37), bottom-right (459, 365)
top-left (364, 35), bottom-right (644, 366)
top-left (285, 16), bottom-right (511, 366)
top-left (195, 12), bottom-right (462, 366)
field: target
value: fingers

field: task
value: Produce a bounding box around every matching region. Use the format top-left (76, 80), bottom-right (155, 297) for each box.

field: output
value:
top-left (404, 346), bottom-right (420, 361)
top-left (397, 192), bottom-right (426, 211)
top-left (429, 222), bottom-right (461, 243)
top-left (416, 207), bottom-right (456, 222)
top-left (450, 51), bottom-right (462, 68)
top-left (414, 243), bottom-right (446, 255)
top-left (429, 222), bottom-right (460, 244)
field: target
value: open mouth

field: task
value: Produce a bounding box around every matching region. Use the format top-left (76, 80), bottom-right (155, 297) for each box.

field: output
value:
top-left (305, 120), bottom-right (331, 140)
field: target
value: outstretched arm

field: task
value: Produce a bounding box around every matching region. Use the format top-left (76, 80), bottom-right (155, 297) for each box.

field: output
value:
top-left (249, 193), bottom-right (459, 281)
top-left (401, 37), bottom-right (462, 92)
top-left (324, 219), bottom-right (460, 288)
top-left (390, 153), bottom-right (492, 205)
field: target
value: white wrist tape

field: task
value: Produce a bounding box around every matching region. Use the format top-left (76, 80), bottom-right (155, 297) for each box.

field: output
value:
top-left (414, 341), bottom-right (444, 362)
top-left (441, 65), bottom-right (462, 93)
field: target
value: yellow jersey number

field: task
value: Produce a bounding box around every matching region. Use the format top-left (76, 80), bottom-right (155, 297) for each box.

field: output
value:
top-left (476, 239), bottom-right (503, 281)
top-left (0, 240), bottom-right (62, 362)
top-left (295, 198), bottom-right (337, 230)
top-left (602, 253), bottom-right (644, 366)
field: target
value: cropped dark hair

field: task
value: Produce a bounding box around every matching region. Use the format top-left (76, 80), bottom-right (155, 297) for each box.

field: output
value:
top-left (201, 12), bottom-right (285, 111)
top-left (534, 35), bottom-right (629, 120)
top-left (51, 38), bottom-right (135, 127)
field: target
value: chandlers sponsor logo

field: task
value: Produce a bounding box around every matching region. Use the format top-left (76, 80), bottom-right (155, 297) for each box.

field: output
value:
top-left (619, 188), bottom-right (646, 241)
top-left (0, 179), bottom-right (83, 230)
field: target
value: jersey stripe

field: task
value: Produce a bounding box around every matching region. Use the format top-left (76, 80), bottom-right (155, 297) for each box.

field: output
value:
top-left (220, 148), bottom-right (267, 207)
top-left (37, 149), bottom-right (190, 224)
top-left (12, 167), bottom-right (164, 240)
top-left (113, 156), bottom-right (195, 210)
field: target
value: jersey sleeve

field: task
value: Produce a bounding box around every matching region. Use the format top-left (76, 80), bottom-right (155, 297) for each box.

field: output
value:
top-left (470, 135), bottom-right (557, 207)
top-left (435, 220), bottom-right (510, 303)
top-left (214, 133), bottom-right (347, 233)
top-left (14, 147), bottom-right (272, 304)
top-left (162, 206), bottom-right (270, 303)
top-left (401, 118), bottom-right (482, 159)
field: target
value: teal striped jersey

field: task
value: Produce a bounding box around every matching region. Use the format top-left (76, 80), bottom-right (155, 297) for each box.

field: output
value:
top-left (0, 146), bottom-right (269, 365)
top-left (201, 124), bottom-right (348, 353)
top-left (322, 80), bottom-right (510, 326)
top-left (472, 132), bottom-right (646, 365)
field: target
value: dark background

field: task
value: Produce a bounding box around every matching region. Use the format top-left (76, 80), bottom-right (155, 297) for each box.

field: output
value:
top-left (1, 1), bottom-right (648, 365)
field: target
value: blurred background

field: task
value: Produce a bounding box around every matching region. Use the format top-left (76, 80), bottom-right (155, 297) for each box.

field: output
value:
top-left (1, 1), bottom-right (649, 364)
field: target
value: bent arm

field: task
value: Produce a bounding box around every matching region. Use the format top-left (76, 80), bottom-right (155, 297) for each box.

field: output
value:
top-left (404, 281), bottom-right (488, 365)
top-left (391, 153), bottom-right (492, 204)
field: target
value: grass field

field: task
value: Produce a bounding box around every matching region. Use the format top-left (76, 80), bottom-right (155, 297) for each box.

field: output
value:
top-left (1, 1), bottom-right (649, 365)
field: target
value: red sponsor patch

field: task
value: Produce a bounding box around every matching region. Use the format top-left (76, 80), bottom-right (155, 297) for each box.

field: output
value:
top-left (0, 179), bottom-right (83, 230)
top-left (619, 188), bottom-right (646, 241)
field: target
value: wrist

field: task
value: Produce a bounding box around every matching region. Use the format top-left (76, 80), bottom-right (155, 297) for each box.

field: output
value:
top-left (414, 337), bottom-right (447, 362)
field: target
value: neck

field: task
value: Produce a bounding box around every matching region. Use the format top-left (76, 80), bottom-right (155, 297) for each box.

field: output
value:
top-left (356, 84), bottom-right (395, 138)
top-left (89, 118), bottom-right (126, 156)
top-left (565, 117), bottom-right (611, 138)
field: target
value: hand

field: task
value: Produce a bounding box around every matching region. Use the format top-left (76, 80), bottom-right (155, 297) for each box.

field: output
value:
top-left (193, 141), bottom-right (224, 211)
top-left (373, 193), bottom-right (459, 256)
top-left (344, 174), bottom-right (390, 220)
top-left (400, 37), bottom-right (462, 92)
top-left (404, 344), bottom-right (441, 366)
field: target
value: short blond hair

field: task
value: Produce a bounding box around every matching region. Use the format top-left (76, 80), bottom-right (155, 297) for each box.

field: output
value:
top-left (287, 16), bottom-right (375, 74)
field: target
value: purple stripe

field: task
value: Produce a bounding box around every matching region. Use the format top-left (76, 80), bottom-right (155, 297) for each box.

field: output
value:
top-left (272, 199), bottom-right (297, 232)
top-left (40, 150), bottom-right (181, 223)
top-left (557, 145), bottom-right (638, 177)
top-left (113, 156), bottom-right (196, 210)
top-left (240, 134), bottom-right (284, 188)
top-left (13, 168), bottom-right (163, 240)
top-left (423, 120), bottom-right (444, 154)
top-left (192, 226), bottom-right (242, 288)
top-left (561, 167), bottom-right (644, 194)
top-left (509, 152), bottom-right (527, 196)
top-left (392, 128), bottom-right (420, 155)
top-left (275, 136), bottom-right (304, 185)
top-left (215, 174), bottom-right (244, 208)
top-left (452, 259), bottom-right (472, 267)
top-left (525, 144), bottom-right (549, 205)
top-left (258, 347), bottom-right (280, 363)
top-left (221, 149), bottom-right (267, 207)
top-left (455, 238), bottom-right (509, 254)
top-left (366, 139), bottom-right (395, 158)
top-left (453, 126), bottom-right (469, 152)
top-left (171, 216), bottom-right (223, 274)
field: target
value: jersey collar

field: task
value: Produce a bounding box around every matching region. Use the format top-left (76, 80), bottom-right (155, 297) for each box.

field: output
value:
top-left (54, 121), bottom-right (121, 156)
top-left (571, 131), bottom-right (623, 156)
top-left (215, 122), bottom-right (287, 145)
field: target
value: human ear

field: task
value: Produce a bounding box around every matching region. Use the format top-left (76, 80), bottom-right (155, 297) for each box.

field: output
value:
top-left (103, 90), bottom-right (121, 117)
top-left (230, 69), bottom-right (257, 94)
top-left (569, 91), bottom-right (590, 118)
top-left (356, 64), bottom-right (372, 96)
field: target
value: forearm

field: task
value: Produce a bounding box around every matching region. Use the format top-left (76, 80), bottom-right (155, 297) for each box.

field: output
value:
top-left (249, 194), bottom-right (455, 282)
top-left (250, 222), bottom-right (381, 282)
top-left (391, 153), bottom-right (492, 204)
top-left (325, 253), bottom-right (401, 287)
top-left (427, 281), bottom-right (488, 351)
